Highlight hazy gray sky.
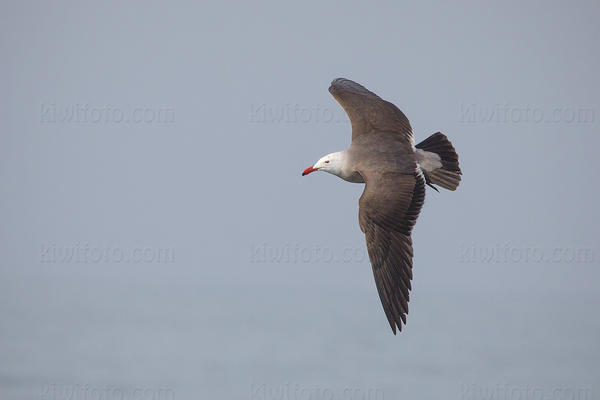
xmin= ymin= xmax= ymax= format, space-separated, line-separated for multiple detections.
xmin=1 ymin=1 xmax=599 ymax=399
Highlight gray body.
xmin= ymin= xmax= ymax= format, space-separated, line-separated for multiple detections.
xmin=305 ymin=78 xmax=461 ymax=334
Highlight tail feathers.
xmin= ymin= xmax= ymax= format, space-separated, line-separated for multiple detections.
xmin=416 ymin=132 xmax=461 ymax=191
xmin=425 ymin=168 xmax=461 ymax=191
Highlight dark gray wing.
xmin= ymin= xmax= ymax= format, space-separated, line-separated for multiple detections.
xmin=329 ymin=78 xmax=413 ymax=144
xmin=358 ymin=169 xmax=425 ymax=334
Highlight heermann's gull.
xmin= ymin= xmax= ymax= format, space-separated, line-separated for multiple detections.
xmin=302 ymin=78 xmax=461 ymax=334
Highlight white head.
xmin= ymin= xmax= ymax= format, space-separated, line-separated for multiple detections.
xmin=302 ymin=151 xmax=345 ymax=177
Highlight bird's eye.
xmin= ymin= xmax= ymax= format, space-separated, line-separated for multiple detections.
xmin=324 ymin=160 xmax=330 ymax=164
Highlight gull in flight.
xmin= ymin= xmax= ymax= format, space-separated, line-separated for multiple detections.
xmin=302 ymin=78 xmax=461 ymax=334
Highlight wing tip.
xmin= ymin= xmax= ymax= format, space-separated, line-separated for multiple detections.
xmin=388 ymin=318 xmax=406 ymax=335
xmin=328 ymin=78 xmax=375 ymax=98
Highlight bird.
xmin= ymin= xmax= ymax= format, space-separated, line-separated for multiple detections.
xmin=302 ymin=78 xmax=461 ymax=334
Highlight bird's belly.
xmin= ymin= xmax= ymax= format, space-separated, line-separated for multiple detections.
xmin=341 ymin=171 xmax=365 ymax=183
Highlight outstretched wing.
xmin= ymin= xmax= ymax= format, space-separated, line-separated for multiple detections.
xmin=358 ymin=169 xmax=425 ymax=334
xmin=329 ymin=78 xmax=413 ymax=144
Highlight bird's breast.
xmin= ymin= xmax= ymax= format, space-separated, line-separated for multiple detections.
xmin=340 ymin=170 xmax=365 ymax=183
